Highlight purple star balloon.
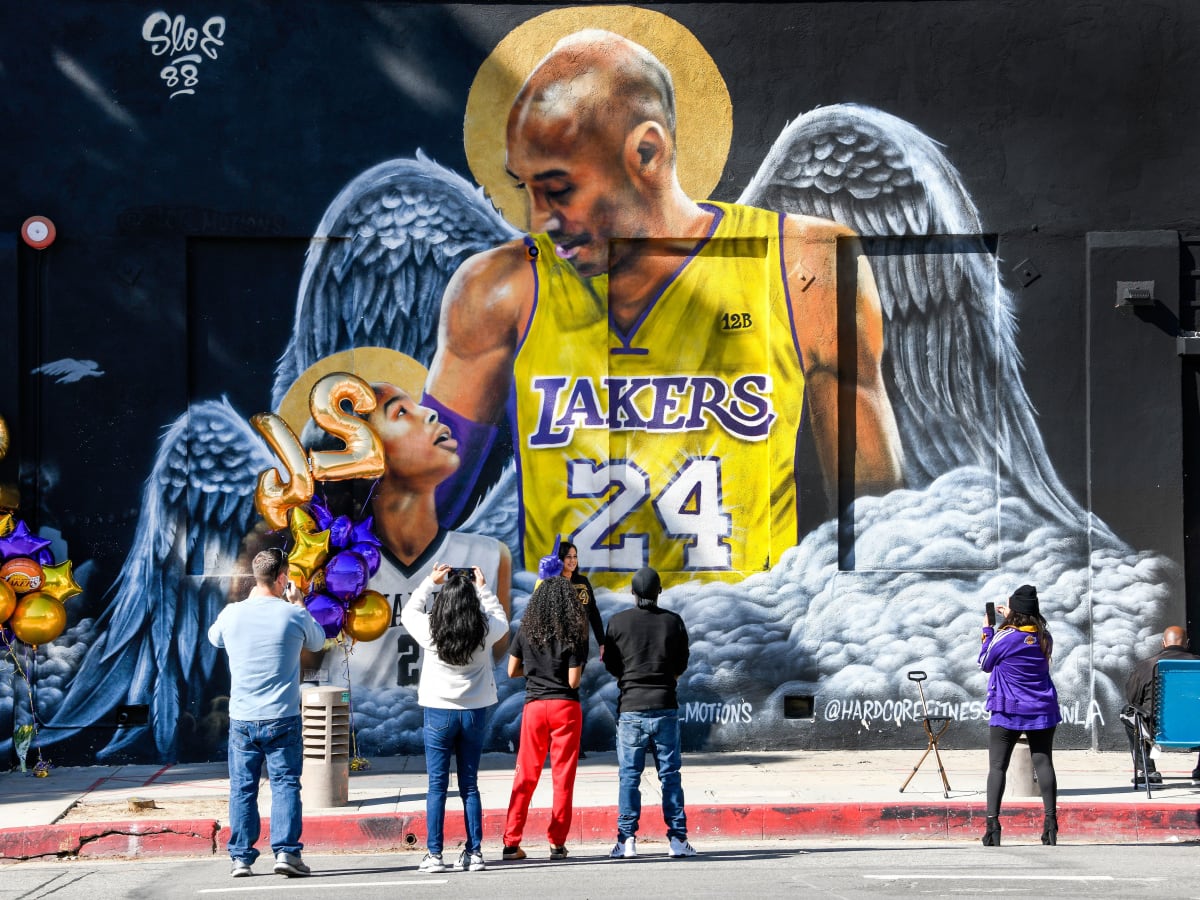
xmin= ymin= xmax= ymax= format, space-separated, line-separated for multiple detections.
xmin=0 ymin=522 xmax=52 ymax=562
xmin=350 ymin=516 xmax=380 ymax=548
xmin=308 ymin=496 xmax=334 ymax=532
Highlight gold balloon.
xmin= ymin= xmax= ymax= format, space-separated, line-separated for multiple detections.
xmin=287 ymin=563 xmax=311 ymax=593
xmin=0 ymin=414 xmax=8 ymax=462
xmin=344 ymin=590 xmax=390 ymax=642
xmin=287 ymin=510 xmax=331 ymax=583
xmin=10 ymin=592 xmax=67 ymax=645
xmin=308 ymin=373 xmax=386 ymax=482
xmin=0 ymin=512 xmax=12 ymax=538
xmin=290 ymin=506 xmax=319 ymax=535
xmin=40 ymin=560 xmax=82 ymax=602
xmin=0 ymin=579 xmax=15 ymax=623
xmin=252 ymin=412 xmax=315 ymax=530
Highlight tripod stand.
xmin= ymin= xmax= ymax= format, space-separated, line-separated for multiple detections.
xmin=898 ymin=670 xmax=952 ymax=798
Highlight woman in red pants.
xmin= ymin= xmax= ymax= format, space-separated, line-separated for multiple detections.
xmin=502 ymin=567 xmax=589 ymax=861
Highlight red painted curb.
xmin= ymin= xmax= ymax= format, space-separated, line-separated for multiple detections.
xmin=3 ymin=803 xmax=1197 ymax=860
xmin=0 ymin=819 xmax=217 ymax=861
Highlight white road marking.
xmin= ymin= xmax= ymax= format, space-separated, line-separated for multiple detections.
xmin=865 ymin=875 xmax=1167 ymax=882
xmin=198 ymin=880 xmax=445 ymax=893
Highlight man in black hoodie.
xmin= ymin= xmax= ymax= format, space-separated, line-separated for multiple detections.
xmin=603 ymin=567 xmax=696 ymax=859
xmin=1123 ymin=625 xmax=1200 ymax=785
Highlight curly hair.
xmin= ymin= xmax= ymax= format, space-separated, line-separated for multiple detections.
xmin=521 ymin=575 xmax=587 ymax=653
xmin=429 ymin=573 xmax=489 ymax=666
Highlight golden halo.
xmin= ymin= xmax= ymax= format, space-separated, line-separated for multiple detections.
xmin=277 ymin=348 xmax=428 ymax=434
xmin=465 ymin=6 xmax=732 ymax=230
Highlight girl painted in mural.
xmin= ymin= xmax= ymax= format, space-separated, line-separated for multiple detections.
xmin=401 ymin=563 xmax=509 ymax=873
xmin=977 ymin=584 xmax=1061 ymax=846
xmin=558 ymin=541 xmax=605 ymax=649
xmin=502 ymin=571 xmax=589 ymax=860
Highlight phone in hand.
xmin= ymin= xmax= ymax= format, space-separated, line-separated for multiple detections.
xmin=985 ymin=601 xmax=996 ymax=626
xmin=449 ymin=567 xmax=475 ymax=581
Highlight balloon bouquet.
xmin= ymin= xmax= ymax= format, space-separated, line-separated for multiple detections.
xmin=0 ymin=415 xmax=82 ymax=775
xmin=251 ymin=372 xmax=392 ymax=769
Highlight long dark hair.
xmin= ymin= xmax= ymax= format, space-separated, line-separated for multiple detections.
xmin=521 ymin=576 xmax=587 ymax=653
xmin=1000 ymin=611 xmax=1053 ymax=662
xmin=429 ymin=572 xmax=489 ymax=666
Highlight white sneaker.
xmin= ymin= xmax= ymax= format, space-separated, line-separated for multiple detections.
xmin=273 ymin=852 xmax=311 ymax=876
xmin=455 ymin=849 xmax=487 ymax=872
xmin=419 ymin=852 xmax=449 ymax=873
xmin=609 ymin=836 xmax=637 ymax=859
xmin=669 ymin=836 xmax=697 ymax=858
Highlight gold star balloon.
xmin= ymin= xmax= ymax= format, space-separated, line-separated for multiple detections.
xmin=288 ymin=510 xmax=330 ymax=583
xmin=40 ymin=560 xmax=82 ymax=602
xmin=0 ymin=513 xmax=12 ymax=538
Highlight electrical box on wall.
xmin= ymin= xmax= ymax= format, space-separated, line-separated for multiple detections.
xmin=1087 ymin=231 xmax=1179 ymax=313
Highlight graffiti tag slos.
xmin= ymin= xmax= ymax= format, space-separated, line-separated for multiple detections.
xmin=823 ymin=697 xmax=1107 ymax=729
xmin=142 ymin=12 xmax=226 ymax=99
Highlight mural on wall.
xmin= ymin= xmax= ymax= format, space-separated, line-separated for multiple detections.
xmin=15 ymin=4 xmax=1181 ymax=763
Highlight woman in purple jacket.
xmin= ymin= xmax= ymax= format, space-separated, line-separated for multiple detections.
xmin=978 ymin=584 xmax=1061 ymax=846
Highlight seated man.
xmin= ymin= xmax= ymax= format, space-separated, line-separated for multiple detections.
xmin=1123 ymin=625 xmax=1200 ymax=785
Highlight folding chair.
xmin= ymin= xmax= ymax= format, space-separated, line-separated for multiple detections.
xmin=1123 ymin=659 xmax=1200 ymax=798
xmin=1152 ymin=659 xmax=1200 ymax=789
xmin=899 ymin=670 xmax=952 ymax=798
xmin=1119 ymin=702 xmax=1154 ymax=799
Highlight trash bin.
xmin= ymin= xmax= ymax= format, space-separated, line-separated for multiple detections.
xmin=301 ymin=686 xmax=350 ymax=809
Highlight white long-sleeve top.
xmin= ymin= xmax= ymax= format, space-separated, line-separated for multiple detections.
xmin=400 ymin=575 xmax=509 ymax=710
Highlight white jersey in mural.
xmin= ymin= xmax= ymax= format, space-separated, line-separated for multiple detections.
xmin=324 ymin=530 xmax=502 ymax=691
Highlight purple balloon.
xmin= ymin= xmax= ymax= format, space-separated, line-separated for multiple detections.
xmin=350 ymin=516 xmax=380 ymax=548
xmin=351 ymin=542 xmax=381 ymax=576
xmin=304 ymin=593 xmax=346 ymax=638
xmin=329 ymin=515 xmax=353 ymax=550
xmin=0 ymin=521 xmax=52 ymax=562
xmin=323 ymin=551 xmax=368 ymax=601
xmin=34 ymin=548 xmax=55 ymax=566
xmin=308 ymin=496 xmax=334 ymax=531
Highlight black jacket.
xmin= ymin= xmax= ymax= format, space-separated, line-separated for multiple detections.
xmin=603 ymin=603 xmax=689 ymax=714
xmin=1126 ymin=645 xmax=1200 ymax=708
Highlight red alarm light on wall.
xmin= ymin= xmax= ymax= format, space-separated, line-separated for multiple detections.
xmin=21 ymin=216 xmax=56 ymax=249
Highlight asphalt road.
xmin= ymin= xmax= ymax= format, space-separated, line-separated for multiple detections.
xmin=2 ymin=839 xmax=1197 ymax=899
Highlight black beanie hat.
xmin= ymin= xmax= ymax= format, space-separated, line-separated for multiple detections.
xmin=1009 ymin=584 xmax=1040 ymax=617
xmin=632 ymin=567 xmax=662 ymax=600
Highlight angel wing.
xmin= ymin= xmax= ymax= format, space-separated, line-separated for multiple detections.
xmin=740 ymin=103 xmax=1090 ymax=531
xmin=271 ymin=151 xmax=519 ymax=407
xmin=42 ymin=399 xmax=272 ymax=761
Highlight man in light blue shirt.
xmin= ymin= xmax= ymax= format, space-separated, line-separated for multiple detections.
xmin=209 ymin=547 xmax=326 ymax=878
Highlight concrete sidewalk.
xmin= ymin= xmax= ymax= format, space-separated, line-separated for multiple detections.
xmin=1 ymin=749 xmax=1198 ymax=861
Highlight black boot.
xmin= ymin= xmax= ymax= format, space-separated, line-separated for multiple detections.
xmin=981 ymin=816 xmax=1001 ymax=846
xmin=1041 ymin=812 xmax=1058 ymax=846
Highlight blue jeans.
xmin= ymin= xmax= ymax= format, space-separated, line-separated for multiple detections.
xmin=227 ymin=715 xmax=304 ymax=863
xmin=616 ymin=709 xmax=687 ymax=841
xmin=423 ymin=706 xmax=487 ymax=855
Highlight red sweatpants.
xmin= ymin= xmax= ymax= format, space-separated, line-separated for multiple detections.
xmin=503 ymin=699 xmax=583 ymax=847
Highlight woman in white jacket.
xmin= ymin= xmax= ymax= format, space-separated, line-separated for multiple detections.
xmin=402 ymin=563 xmax=508 ymax=874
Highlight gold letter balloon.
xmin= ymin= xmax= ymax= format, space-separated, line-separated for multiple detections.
xmin=308 ymin=373 xmax=386 ymax=482
xmin=251 ymin=413 xmax=315 ymax=531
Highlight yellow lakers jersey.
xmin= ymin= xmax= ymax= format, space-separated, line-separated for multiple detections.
xmin=512 ymin=202 xmax=805 ymax=588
